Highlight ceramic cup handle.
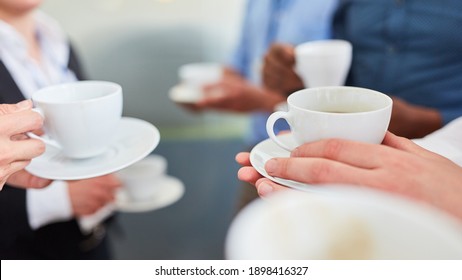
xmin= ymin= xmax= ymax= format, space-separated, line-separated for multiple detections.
xmin=266 ymin=111 xmax=292 ymax=151
xmin=26 ymin=108 xmax=62 ymax=149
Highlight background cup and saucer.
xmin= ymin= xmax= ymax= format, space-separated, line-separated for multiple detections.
xmin=115 ymin=155 xmax=185 ymax=213
xmin=169 ymin=62 xmax=223 ymax=103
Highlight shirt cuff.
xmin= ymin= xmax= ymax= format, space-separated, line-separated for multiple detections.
xmin=412 ymin=117 xmax=462 ymax=166
xmin=26 ymin=180 xmax=73 ymax=230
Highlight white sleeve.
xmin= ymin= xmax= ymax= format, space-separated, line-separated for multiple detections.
xmin=26 ymin=180 xmax=73 ymax=230
xmin=412 ymin=117 xmax=462 ymax=166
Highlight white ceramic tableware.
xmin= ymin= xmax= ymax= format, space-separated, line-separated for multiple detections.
xmin=31 ymin=81 xmax=123 ymax=159
xmin=115 ymin=176 xmax=185 ymax=213
xmin=117 ymin=155 xmax=167 ymax=202
xmin=25 ymin=117 xmax=160 ymax=180
xmin=174 ymin=62 xmax=222 ymax=103
xmin=266 ymin=86 xmax=392 ymax=151
xmin=295 ymin=39 xmax=352 ymax=88
xmin=226 ymin=187 xmax=462 ymax=259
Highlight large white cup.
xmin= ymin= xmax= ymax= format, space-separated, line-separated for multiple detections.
xmin=266 ymin=86 xmax=392 ymax=151
xmin=31 ymin=81 xmax=123 ymax=159
xmin=295 ymin=39 xmax=352 ymax=88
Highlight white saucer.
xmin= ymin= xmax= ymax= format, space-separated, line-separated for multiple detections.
xmin=168 ymin=84 xmax=202 ymax=103
xmin=26 ymin=117 xmax=160 ymax=180
xmin=250 ymin=133 xmax=327 ymax=193
xmin=115 ymin=175 xmax=185 ymax=213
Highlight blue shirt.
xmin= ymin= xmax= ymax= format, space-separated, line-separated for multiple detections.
xmin=230 ymin=0 xmax=338 ymax=145
xmin=334 ymin=0 xmax=462 ymax=125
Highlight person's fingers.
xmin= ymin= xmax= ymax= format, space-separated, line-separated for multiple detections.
xmin=235 ymin=152 xmax=251 ymax=166
xmin=196 ymin=95 xmax=229 ymax=108
xmin=0 ymin=109 xmax=43 ymax=135
xmin=264 ymin=157 xmax=377 ymax=186
xmin=262 ymin=53 xmax=302 ymax=93
xmin=0 ymin=100 xmax=33 ymax=115
xmin=78 ymin=199 xmax=102 ymax=215
xmin=86 ymin=186 xmax=116 ymax=205
xmin=255 ymin=178 xmax=291 ymax=197
xmin=263 ymin=54 xmax=294 ymax=78
xmin=382 ymin=131 xmax=439 ymax=159
xmin=10 ymin=133 xmax=29 ymax=141
xmin=98 ymin=175 xmax=122 ymax=191
xmin=262 ymin=67 xmax=283 ymax=89
xmin=1 ymin=161 xmax=37 ymax=189
xmin=8 ymin=138 xmax=46 ymax=161
xmin=267 ymin=43 xmax=296 ymax=64
xmin=1 ymin=160 xmax=30 ymax=175
xmin=291 ymin=138 xmax=393 ymax=169
xmin=6 ymin=169 xmax=52 ymax=189
xmin=80 ymin=175 xmax=121 ymax=193
xmin=237 ymin=166 xmax=262 ymax=185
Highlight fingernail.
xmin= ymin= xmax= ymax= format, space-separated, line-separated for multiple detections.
xmin=265 ymin=159 xmax=277 ymax=174
xmin=17 ymin=100 xmax=31 ymax=110
xmin=258 ymin=182 xmax=274 ymax=196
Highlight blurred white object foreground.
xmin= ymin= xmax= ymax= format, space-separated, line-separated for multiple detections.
xmin=226 ymin=186 xmax=462 ymax=260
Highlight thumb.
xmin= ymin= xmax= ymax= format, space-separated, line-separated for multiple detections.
xmin=0 ymin=100 xmax=33 ymax=115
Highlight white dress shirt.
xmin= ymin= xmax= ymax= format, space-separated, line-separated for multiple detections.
xmin=413 ymin=116 xmax=462 ymax=167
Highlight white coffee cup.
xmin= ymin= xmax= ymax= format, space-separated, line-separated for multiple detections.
xmin=266 ymin=86 xmax=392 ymax=151
xmin=295 ymin=39 xmax=352 ymax=88
xmin=117 ymin=155 xmax=167 ymax=202
xmin=30 ymin=81 xmax=123 ymax=159
xmin=177 ymin=62 xmax=223 ymax=100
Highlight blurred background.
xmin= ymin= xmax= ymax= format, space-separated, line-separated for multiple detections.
xmin=42 ymin=0 xmax=248 ymax=259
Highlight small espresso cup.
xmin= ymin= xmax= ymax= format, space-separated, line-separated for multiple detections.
xmin=295 ymin=39 xmax=352 ymax=88
xmin=30 ymin=81 xmax=123 ymax=159
xmin=266 ymin=86 xmax=393 ymax=151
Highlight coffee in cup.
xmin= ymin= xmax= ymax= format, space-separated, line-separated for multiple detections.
xmin=30 ymin=81 xmax=123 ymax=159
xmin=266 ymin=86 xmax=392 ymax=151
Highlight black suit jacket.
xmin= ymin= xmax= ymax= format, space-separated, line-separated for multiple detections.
xmin=0 ymin=46 xmax=109 ymax=259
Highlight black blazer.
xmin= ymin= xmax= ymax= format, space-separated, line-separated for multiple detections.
xmin=0 ymin=46 xmax=108 ymax=259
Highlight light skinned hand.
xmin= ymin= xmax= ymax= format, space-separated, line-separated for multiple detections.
xmin=6 ymin=170 xmax=52 ymax=189
xmin=0 ymin=100 xmax=47 ymax=190
xmin=262 ymin=43 xmax=304 ymax=95
xmin=256 ymin=132 xmax=462 ymax=220
xmin=68 ymin=174 xmax=121 ymax=217
xmin=236 ymin=152 xmax=289 ymax=197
